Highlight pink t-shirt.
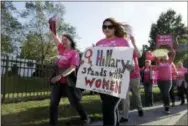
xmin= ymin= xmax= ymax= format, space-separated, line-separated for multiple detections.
xmin=96 ymin=37 xmax=129 ymax=47
xmin=177 ymin=67 xmax=188 ymax=80
xmin=144 ymin=67 xmax=150 ymax=81
xmin=96 ymin=37 xmax=140 ymax=79
xmin=143 ymin=66 xmax=157 ymax=82
xmin=171 ymin=64 xmax=177 ymax=80
xmin=157 ymin=61 xmax=172 ymax=81
xmin=130 ymin=53 xmax=140 ymax=79
xmin=56 ymin=43 xmax=80 ymax=83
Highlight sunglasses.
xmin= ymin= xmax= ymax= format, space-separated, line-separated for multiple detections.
xmin=102 ymin=25 xmax=114 ymax=30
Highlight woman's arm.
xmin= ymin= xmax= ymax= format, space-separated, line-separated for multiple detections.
xmin=51 ymin=65 xmax=76 ymax=84
xmin=60 ymin=65 xmax=76 ymax=77
xmin=172 ymin=62 xmax=178 ymax=75
xmin=130 ymin=36 xmax=142 ymax=58
xmin=169 ymin=47 xmax=176 ymax=62
xmin=51 ymin=31 xmax=62 ymax=46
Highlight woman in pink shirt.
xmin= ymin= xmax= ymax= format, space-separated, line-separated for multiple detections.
xmin=119 ymin=24 xmax=143 ymax=123
xmin=141 ymin=60 xmax=156 ymax=107
xmin=176 ymin=61 xmax=188 ymax=105
xmin=154 ymin=47 xmax=175 ymax=114
xmin=96 ymin=18 xmax=141 ymax=125
xmin=49 ymin=32 xmax=89 ymax=126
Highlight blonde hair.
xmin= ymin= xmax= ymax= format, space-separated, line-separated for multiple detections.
xmin=177 ymin=61 xmax=183 ymax=67
xmin=161 ymin=54 xmax=169 ymax=61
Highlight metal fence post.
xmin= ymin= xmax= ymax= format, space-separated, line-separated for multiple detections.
xmin=2 ymin=55 xmax=9 ymax=103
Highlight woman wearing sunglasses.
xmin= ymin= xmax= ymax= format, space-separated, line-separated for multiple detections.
xmin=95 ymin=18 xmax=141 ymax=126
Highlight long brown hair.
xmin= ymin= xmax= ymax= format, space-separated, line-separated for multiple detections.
xmin=103 ymin=18 xmax=125 ymax=37
xmin=62 ymin=34 xmax=76 ymax=49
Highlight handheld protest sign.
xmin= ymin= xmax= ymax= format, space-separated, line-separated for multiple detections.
xmin=156 ymin=34 xmax=175 ymax=50
xmin=49 ymin=15 xmax=57 ymax=35
xmin=76 ymin=47 xmax=134 ymax=99
xmin=154 ymin=34 xmax=174 ymax=58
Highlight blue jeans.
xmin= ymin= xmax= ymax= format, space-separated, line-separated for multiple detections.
xmin=170 ymin=80 xmax=177 ymax=104
xmin=177 ymin=81 xmax=188 ymax=104
xmin=49 ymin=83 xmax=88 ymax=125
xmin=158 ymin=80 xmax=172 ymax=108
xmin=144 ymin=80 xmax=153 ymax=106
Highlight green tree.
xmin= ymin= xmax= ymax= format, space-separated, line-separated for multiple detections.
xmin=148 ymin=9 xmax=185 ymax=50
xmin=138 ymin=44 xmax=149 ymax=68
xmin=174 ymin=27 xmax=188 ymax=63
xmin=20 ymin=32 xmax=57 ymax=62
xmin=140 ymin=9 xmax=187 ymax=67
xmin=19 ymin=1 xmax=77 ymax=64
xmin=1 ymin=1 xmax=23 ymax=54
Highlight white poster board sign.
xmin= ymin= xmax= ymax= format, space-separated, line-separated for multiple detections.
xmin=76 ymin=47 xmax=134 ymax=99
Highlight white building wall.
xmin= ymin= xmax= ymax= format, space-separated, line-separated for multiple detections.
xmin=1 ymin=55 xmax=36 ymax=77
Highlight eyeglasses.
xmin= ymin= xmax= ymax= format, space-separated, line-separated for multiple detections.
xmin=102 ymin=25 xmax=114 ymax=30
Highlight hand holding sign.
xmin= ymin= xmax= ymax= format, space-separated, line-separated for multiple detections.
xmin=154 ymin=34 xmax=174 ymax=58
xmin=49 ymin=15 xmax=57 ymax=35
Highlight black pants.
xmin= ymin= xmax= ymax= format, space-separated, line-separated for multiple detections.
xmin=144 ymin=81 xmax=153 ymax=106
xmin=100 ymin=94 xmax=121 ymax=126
xmin=49 ymin=83 xmax=88 ymax=125
xmin=178 ymin=81 xmax=188 ymax=104
xmin=170 ymin=80 xmax=177 ymax=104
xmin=158 ymin=80 xmax=172 ymax=108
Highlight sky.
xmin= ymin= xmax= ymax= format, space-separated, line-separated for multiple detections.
xmin=13 ymin=2 xmax=187 ymax=51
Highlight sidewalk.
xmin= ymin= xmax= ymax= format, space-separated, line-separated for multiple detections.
xmin=91 ymin=102 xmax=188 ymax=125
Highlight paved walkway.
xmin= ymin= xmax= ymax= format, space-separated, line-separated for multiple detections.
xmin=91 ymin=102 xmax=188 ymax=125
xmin=176 ymin=112 xmax=188 ymax=125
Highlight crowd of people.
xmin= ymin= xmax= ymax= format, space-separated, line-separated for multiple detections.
xmin=48 ymin=17 xmax=188 ymax=126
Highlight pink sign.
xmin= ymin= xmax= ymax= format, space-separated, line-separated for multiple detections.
xmin=156 ymin=35 xmax=174 ymax=48
xmin=153 ymin=71 xmax=158 ymax=84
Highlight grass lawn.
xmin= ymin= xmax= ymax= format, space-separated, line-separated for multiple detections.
xmin=2 ymin=87 xmax=161 ymax=126
xmin=2 ymin=95 xmax=102 ymax=126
